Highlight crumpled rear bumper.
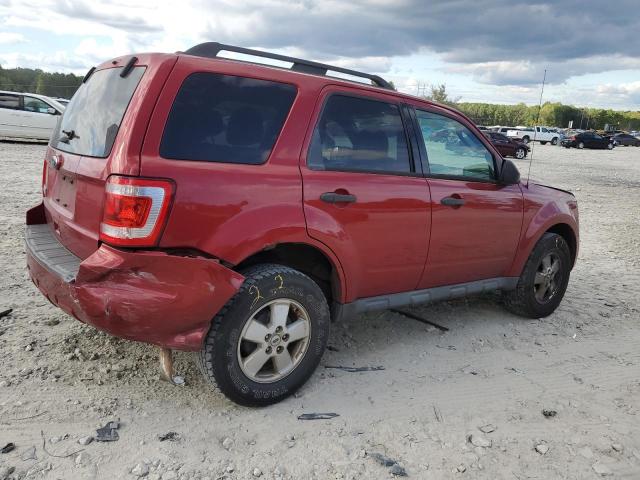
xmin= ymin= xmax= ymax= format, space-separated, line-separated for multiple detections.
xmin=26 ymin=204 xmax=244 ymax=351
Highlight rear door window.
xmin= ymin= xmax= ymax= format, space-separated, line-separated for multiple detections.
xmin=51 ymin=66 xmax=145 ymax=158
xmin=160 ymin=73 xmax=297 ymax=165
xmin=0 ymin=93 xmax=21 ymax=110
xmin=307 ymin=94 xmax=411 ymax=174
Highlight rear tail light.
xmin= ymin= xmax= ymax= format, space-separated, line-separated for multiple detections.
xmin=100 ymin=176 xmax=174 ymax=247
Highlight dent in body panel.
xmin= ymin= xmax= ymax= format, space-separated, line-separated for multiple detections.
xmin=29 ymin=243 xmax=244 ymax=351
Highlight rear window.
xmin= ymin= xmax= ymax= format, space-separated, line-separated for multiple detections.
xmin=160 ymin=73 xmax=297 ymax=164
xmin=51 ymin=66 xmax=145 ymax=158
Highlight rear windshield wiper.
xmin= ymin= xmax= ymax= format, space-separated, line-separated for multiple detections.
xmin=59 ymin=129 xmax=79 ymax=144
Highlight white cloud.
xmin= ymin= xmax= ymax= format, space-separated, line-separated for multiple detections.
xmin=0 ymin=0 xmax=639 ymax=109
xmin=0 ymin=32 xmax=26 ymax=45
xmin=596 ymin=81 xmax=640 ymax=107
xmin=0 ymin=51 xmax=88 ymax=71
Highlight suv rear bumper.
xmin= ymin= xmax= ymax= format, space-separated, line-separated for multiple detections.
xmin=26 ymin=206 xmax=244 ymax=351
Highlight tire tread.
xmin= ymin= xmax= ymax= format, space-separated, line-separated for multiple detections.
xmin=198 ymin=263 xmax=326 ymax=406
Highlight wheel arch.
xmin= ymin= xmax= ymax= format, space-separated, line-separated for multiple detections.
xmin=233 ymin=242 xmax=347 ymax=309
xmin=508 ymin=206 xmax=579 ymax=278
xmin=545 ymin=223 xmax=577 ymax=267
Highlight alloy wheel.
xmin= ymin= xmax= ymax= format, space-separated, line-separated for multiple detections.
xmin=534 ymin=253 xmax=562 ymax=304
xmin=237 ymin=299 xmax=311 ymax=383
xmin=515 ymin=148 xmax=526 ymax=159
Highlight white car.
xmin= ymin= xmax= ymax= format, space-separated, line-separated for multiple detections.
xmin=0 ymin=90 xmax=66 ymax=141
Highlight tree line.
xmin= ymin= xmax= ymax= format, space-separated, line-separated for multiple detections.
xmin=425 ymin=84 xmax=640 ymax=131
xmin=0 ymin=66 xmax=82 ymax=99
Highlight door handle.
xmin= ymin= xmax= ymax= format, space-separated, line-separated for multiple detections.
xmin=320 ymin=192 xmax=357 ymax=204
xmin=441 ymin=196 xmax=465 ymax=207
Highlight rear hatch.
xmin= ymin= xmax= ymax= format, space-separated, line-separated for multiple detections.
xmin=42 ymin=58 xmax=158 ymax=259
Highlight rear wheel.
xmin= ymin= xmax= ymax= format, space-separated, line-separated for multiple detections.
xmin=578 ymin=142 xmax=585 ymax=149
xmin=515 ymin=147 xmax=527 ymax=159
xmin=607 ymin=142 xmax=614 ymax=150
xmin=503 ymin=233 xmax=571 ymax=318
xmin=198 ymin=264 xmax=330 ymax=406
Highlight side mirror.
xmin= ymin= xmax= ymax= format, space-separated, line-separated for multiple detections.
xmin=499 ymin=159 xmax=521 ymax=185
xmin=47 ymin=107 xmax=57 ymax=115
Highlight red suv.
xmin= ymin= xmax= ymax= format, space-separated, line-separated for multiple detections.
xmin=25 ymin=43 xmax=579 ymax=406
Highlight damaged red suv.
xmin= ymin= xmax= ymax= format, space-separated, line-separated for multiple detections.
xmin=26 ymin=43 xmax=579 ymax=406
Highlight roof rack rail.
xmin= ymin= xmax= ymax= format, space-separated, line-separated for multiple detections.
xmin=183 ymin=42 xmax=394 ymax=90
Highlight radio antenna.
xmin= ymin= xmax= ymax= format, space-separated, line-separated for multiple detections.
xmin=526 ymin=68 xmax=547 ymax=188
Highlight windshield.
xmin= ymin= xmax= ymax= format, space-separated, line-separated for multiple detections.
xmin=51 ymin=66 xmax=145 ymax=158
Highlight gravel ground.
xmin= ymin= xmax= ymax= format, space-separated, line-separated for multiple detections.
xmin=0 ymin=141 xmax=639 ymax=480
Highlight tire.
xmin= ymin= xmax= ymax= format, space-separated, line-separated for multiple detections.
xmin=522 ymin=136 xmax=530 ymax=144
xmin=503 ymin=233 xmax=571 ymax=319
xmin=578 ymin=142 xmax=585 ymax=149
xmin=515 ymin=147 xmax=527 ymax=159
xmin=540 ymin=141 xmax=547 ymax=145
xmin=198 ymin=264 xmax=330 ymax=406
xmin=607 ymin=143 xmax=614 ymax=150
xmin=551 ymin=137 xmax=559 ymax=145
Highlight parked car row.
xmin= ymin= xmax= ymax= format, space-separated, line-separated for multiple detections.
xmin=485 ymin=124 xmax=640 ymax=150
xmin=611 ymin=133 xmax=640 ymax=146
xmin=561 ymin=131 xmax=615 ymax=149
xmin=0 ymin=91 xmax=68 ymax=140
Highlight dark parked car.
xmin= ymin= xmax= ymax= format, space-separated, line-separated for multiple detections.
xmin=26 ymin=42 xmax=579 ymax=406
xmin=612 ymin=133 xmax=640 ymax=147
xmin=561 ymin=132 xmax=614 ymax=150
xmin=484 ymin=132 xmax=530 ymax=159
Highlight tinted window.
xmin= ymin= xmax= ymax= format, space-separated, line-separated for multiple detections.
xmin=23 ymin=97 xmax=51 ymax=113
xmin=51 ymin=66 xmax=145 ymax=157
xmin=160 ymin=73 xmax=297 ymax=165
xmin=308 ymin=95 xmax=411 ymax=174
xmin=416 ymin=110 xmax=495 ymax=181
xmin=492 ymin=133 xmax=509 ymax=141
xmin=0 ymin=93 xmax=20 ymax=110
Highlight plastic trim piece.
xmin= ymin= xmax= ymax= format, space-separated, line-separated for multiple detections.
xmin=332 ymin=277 xmax=519 ymax=321
xmin=25 ymin=224 xmax=81 ymax=283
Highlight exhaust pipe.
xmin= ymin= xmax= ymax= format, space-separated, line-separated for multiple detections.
xmin=159 ymin=348 xmax=185 ymax=385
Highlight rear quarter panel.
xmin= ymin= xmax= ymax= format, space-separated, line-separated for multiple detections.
xmin=140 ymin=56 xmax=348 ymax=299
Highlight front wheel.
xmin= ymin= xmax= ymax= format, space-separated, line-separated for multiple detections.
xmin=522 ymin=136 xmax=530 ymax=144
xmin=607 ymin=143 xmax=614 ymax=150
xmin=551 ymin=137 xmax=559 ymax=145
xmin=503 ymin=233 xmax=571 ymax=318
xmin=515 ymin=147 xmax=527 ymax=159
xmin=198 ymin=264 xmax=330 ymax=406
xmin=578 ymin=142 xmax=585 ymax=149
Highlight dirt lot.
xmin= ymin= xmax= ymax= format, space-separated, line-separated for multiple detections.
xmin=1 ymin=142 xmax=639 ymax=480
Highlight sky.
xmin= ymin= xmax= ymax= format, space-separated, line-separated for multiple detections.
xmin=0 ymin=0 xmax=639 ymax=109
